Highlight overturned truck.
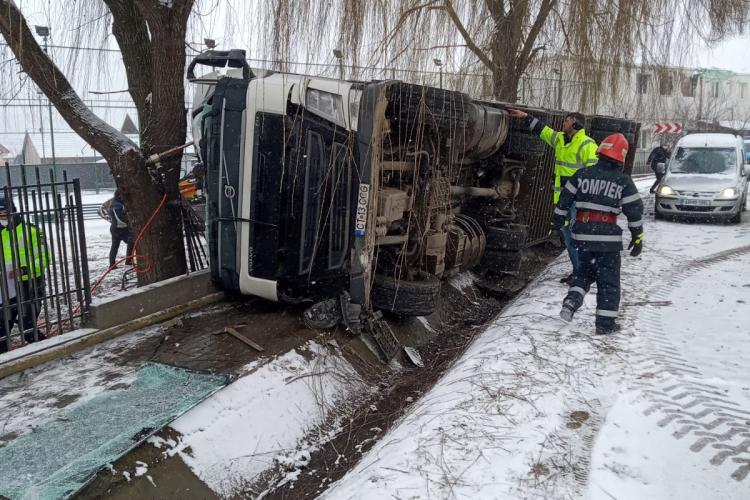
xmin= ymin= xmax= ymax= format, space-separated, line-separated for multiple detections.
xmin=188 ymin=50 xmax=639 ymax=358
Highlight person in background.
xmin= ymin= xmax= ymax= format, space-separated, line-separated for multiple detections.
xmin=0 ymin=194 xmax=49 ymax=353
xmin=648 ymin=140 xmax=671 ymax=193
xmin=508 ymin=107 xmax=599 ymax=284
xmin=108 ymin=190 xmax=133 ymax=268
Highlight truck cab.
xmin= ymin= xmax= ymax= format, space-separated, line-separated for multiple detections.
xmin=189 ymin=50 xmax=526 ymax=320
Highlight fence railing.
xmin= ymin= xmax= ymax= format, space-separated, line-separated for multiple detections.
xmin=0 ymin=165 xmax=91 ymax=354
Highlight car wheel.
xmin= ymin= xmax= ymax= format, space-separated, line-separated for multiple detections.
xmin=654 ymin=200 xmax=664 ymax=220
xmin=371 ymin=271 xmax=441 ymax=317
xmin=730 ymin=206 xmax=742 ymax=224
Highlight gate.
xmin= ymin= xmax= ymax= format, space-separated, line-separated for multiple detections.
xmin=0 ymin=164 xmax=90 ymax=353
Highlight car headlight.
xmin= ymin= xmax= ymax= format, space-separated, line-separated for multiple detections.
xmin=658 ymin=185 xmax=676 ymax=196
xmin=718 ymin=188 xmax=737 ymax=199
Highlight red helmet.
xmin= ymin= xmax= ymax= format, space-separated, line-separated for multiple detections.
xmin=596 ymin=133 xmax=629 ymax=164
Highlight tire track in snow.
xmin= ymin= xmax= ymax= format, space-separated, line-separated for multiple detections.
xmin=628 ymin=244 xmax=750 ymax=482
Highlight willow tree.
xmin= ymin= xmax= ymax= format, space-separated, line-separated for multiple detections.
xmin=0 ymin=0 xmax=193 ymax=284
xmin=256 ymin=0 xmax=750 ymax=103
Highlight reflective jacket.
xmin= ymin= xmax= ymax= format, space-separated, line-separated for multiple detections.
xmin=1 ymin=216 xmax=49 ymax=280
xmin=523 ymin=114 xmax=599 ymax=203
xmin=553 ymin=157 xmax=644 ymax=252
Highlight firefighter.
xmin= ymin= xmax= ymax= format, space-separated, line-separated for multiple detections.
xmin=0 ymin=194 xmax=49 ymax=352
xmin=554 ymin=133 xmax=644 ymax=335
xmin=508 ymin=108 xmax=599 ymax=284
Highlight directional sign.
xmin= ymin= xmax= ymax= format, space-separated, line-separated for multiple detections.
xmin=654 ymin=122 xmax=683 ymax=134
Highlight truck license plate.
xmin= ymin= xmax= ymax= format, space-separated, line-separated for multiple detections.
xmin=355 ymin=183 xmax=370 ymax=236
xmin=680 ymin=198 xmax=710 ymax=206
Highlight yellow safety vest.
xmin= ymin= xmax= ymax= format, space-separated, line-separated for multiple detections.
xmin=539 ymin=127 xmax=599 ymax=203
xmin=1 ymin=222 xmax=48 ymax=280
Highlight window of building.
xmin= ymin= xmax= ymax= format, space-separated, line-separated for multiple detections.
xmin=741 ymin=83 xmax=747 ymax=99
xmin=636 ymin=73 xmax=649 ymax=95
xmin=659 ymin=73 xmax=673 ymax=95
xmin=681 ymin=75 xmax=699 ymax=97
xmin=709 ymin=81 xmax=720 ymax=98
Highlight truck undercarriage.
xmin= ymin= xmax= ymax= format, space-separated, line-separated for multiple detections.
xmin=189 ymin=50 xmax=640 ymax=360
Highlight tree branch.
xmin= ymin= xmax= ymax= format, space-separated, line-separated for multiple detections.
xmin=102 ymin=0 xmax=153 ymax=113
xmin=514 ymin=0 xmax=557 ymax=75
xmin=442 ymin=0 xmax=497 ymax=71
xmin=0 ymin=0 xmax=138 ymax=165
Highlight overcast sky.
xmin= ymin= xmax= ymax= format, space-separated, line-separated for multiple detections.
xmin=694 ymin=37 xmax=750 ymax=73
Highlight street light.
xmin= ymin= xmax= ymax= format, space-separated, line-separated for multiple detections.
xmin=433 ymin=58 xmax=443 ymax=89
xmin=333 ymin=49 xmax=344 ymax=80
xmin=35 ymin=25 xmax=55 ymax=168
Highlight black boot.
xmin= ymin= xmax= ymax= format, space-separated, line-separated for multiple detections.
xmin=559 ymin=273 xmax=574 ymax=285
xmin=596 ymin=323 xmax=621 ymax=335
xmin=559 ymin=297 xmax=578 ymax=323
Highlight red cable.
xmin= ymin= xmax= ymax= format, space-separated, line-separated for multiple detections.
xmin=39 ymin=193 xmax=169 ymax=338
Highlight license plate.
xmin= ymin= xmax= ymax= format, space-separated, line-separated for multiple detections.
xmin=680 ymin=198 xmax=710 ymax=206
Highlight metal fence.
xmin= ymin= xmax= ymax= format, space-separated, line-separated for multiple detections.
xmin=0 ymin=165 xmax=91 ymax=353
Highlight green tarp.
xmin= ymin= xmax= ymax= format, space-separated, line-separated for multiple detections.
xmin=0 ymin=362 xmax=228 ymax=499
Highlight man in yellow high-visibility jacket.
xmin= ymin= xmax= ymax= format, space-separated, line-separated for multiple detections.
xmin=0 ymin=195 xmax=49 ymax=353
xmin=508 ymin=108 xmax=598 ymax=284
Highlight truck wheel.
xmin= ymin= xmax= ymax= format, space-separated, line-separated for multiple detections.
xmin=371 ymin=272 xmax=441 ymax=317
xmin=482 ymin=249 xmax=523 ymax=275
xmin=485 ymin=224 xmax=528 ymax=251
xmin=503 ymin=130 xmax=545 ymax=159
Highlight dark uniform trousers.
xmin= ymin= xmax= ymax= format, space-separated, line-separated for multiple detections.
xmin=0 ymin=278 xmax=46 ymax=353
xmin=564 ymin=251 xmax=620 ymax=328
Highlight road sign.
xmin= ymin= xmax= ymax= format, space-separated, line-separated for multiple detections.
xmin=654 ymin=122 xmax=683 ymax=134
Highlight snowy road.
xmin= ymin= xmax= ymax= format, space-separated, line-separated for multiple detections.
xmin=322 ymin=185 xmax=750 ymax=499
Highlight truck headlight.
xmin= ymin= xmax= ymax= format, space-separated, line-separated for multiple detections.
xmin=718 ymin=188 xmax=737 ymax=199
xmin=658 ymin=185 xmax=676 ymax=196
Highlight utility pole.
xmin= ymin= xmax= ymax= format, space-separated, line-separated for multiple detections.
xmin=37 ymin=91 xmax=46 ymax=159
xmin=35 ymin=26 xmax=55 ymax=168
xmin=552 ymin=67 xmax=563 ymax=109
xmin=433 ymin=58 xmax=443 ymax=89
xmin=333 ymin=49 xmax=344 ymax=80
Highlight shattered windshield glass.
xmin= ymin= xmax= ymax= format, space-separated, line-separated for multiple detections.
xmin=670 ymin=147 xmax=737 ymax=175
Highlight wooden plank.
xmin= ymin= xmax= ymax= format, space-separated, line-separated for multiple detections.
xmin=223 ymin=327 xmax=265 ymax=352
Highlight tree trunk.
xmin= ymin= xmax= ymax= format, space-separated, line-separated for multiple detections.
xmin=0 ymin=0 xmax=191 ymax=285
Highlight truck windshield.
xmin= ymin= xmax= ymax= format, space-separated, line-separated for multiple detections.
xmin=670 ymin=147 xmax=737 ymax=175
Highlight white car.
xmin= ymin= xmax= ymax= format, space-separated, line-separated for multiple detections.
xmin=655 ymin=133 xmax=749 ymax=223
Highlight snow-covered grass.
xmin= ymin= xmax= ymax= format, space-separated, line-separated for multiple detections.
xmin=149 ymin=341 xmax=371 ymax=497
xmin=322 ymin=185 xmax=750 ymax=500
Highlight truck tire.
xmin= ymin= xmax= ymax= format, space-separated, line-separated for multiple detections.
xmin=372 ymin=272 xmax=441 ymax=317
xmin=485 ymin=224 xmax=528 ymax=251
xmin=482 ymin=249 xmax=523 ymax=275
xmin=503 ymin=129 xmax=546 ymax=159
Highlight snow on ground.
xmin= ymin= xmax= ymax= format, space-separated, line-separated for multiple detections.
xmin=323 ymin=183 xmax=750 ymax=500
xmin=0 ymin=323 xmax=161 ymax=445
xmin=150 ymin=341 xmax=371 ymax=497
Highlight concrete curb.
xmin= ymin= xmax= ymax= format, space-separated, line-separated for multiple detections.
xmin=0 ymin=291 xmax=225 ymax=380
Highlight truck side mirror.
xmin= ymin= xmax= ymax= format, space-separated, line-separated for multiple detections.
xmin=656 ymin=162 xmax=667 ymax=175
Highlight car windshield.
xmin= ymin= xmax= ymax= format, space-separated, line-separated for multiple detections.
xmin=670 ymin=147 xmax=737 ymax=175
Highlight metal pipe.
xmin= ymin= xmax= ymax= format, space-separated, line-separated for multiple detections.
xmin=450 ymin=185 xmax=499 ymax=199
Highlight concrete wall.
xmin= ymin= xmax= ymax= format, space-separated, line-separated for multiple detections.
xmin=86 ymin=270 xmax=218 ymax=330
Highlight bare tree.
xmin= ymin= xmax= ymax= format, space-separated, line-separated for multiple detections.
xmin=256 ymin=0 xmax=750 ymax=103
xmin=0 ymin=0 xmax=193 ymax=284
